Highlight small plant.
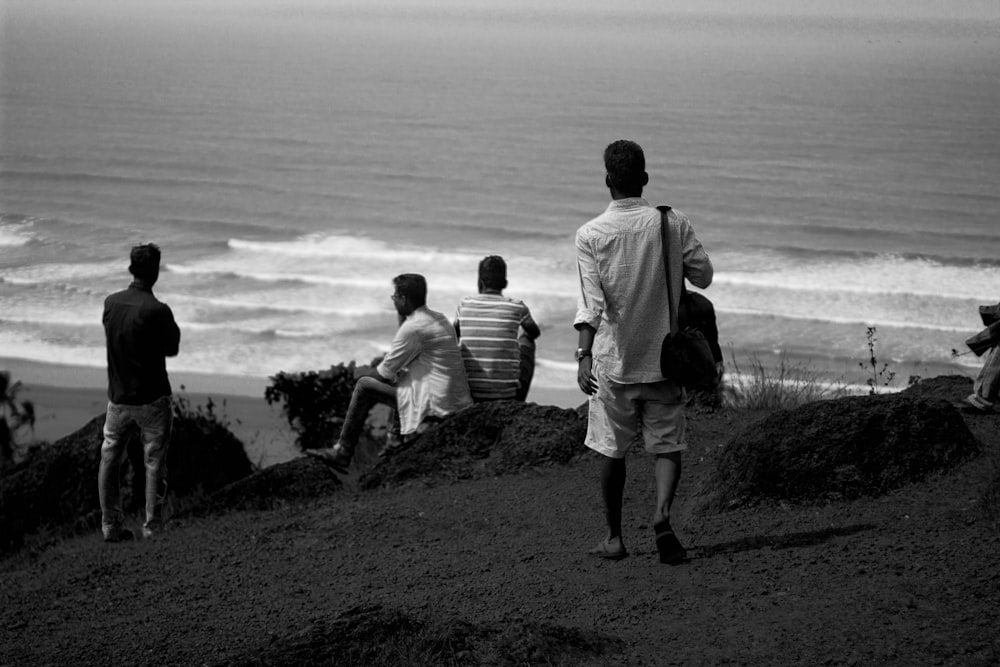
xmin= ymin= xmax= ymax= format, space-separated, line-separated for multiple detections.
xmin=171 ymin=385 xmax=237 ymax=430
xmin=1 ymin=371 xmax=36 ymax=471
xmin=723 ymin=352 xmax=848 ymax=410
xmin=265 ymin=361 xmax=367 ymax=452
xmin=860 ymin=327 xmax=896 ymax=395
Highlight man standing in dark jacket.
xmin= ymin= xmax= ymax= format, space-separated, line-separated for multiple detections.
xmin=99 ymin=244 xmax=180 ymax=542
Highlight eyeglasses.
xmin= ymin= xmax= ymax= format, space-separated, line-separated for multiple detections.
xmin=390 ymin=293 xmax=403 ymax=301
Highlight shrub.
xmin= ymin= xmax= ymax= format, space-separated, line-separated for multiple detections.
xmin=1 ymin=371 xmax=36 ymax=471
xmin=723 ymin=352 xmax=849 ymax=410
xmin=265 ymin=359 xmax=379 ymax=453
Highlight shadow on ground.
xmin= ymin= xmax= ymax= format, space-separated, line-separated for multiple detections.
xmin=696 ymin=523 xmax=878 ymax=558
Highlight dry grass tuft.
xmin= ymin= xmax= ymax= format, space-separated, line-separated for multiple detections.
xmin=723 ymin=352 xmax=850 ymax=410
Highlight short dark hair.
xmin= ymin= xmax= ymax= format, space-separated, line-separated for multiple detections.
xmin=129 ymin=244 xmax=161 ymax=282
xmin=393 ymin=273 xmax=427 ymax=307
xmin=604 ymin=140 xmax=646 ymax=193
xmin=478 ymin=255 xmax=507 ymax=291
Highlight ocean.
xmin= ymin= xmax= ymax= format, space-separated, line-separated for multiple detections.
xmin=2 ymin=2 xmax=999 ymax=395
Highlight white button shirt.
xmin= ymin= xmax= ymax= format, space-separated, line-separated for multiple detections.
xmin=574 ymin=198 xmax=714 ymax=384
xmin=377 ymin=306 xmax=473 ymax=434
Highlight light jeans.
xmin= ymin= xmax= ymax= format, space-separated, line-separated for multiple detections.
xmin=338 ymin=376 xmax=397 ymax=453
xmin=99 ymin=395 xmax=172 ymax=532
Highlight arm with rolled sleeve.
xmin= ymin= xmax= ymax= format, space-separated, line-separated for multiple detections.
xmin=680 ymin=218 xmax=713 ymax=289
xmin=375 ymin=321 xmax=422 ymax=383
xmin=574 ymin=230 xmax=602 ymax=394
xmin=573 ymin=230 xmax=605 ymax=332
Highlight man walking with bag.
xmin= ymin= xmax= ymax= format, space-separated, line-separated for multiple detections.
xmin=574 ymin=140 xmax=713 ymax=563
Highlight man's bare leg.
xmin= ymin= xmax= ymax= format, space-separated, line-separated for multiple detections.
xmin=653 ymin=451 xmax=686 ymax=564
xmin=588 ymin=455 xmax=629 ymax=559
xmin=602 ymin=455 xmax=627 ymax=540
xmin=653 ymin=451 xmax=681 ymax=525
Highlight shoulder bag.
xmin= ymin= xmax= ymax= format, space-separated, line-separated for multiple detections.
xmin=658 ymin=206 xmax=718 ymax=389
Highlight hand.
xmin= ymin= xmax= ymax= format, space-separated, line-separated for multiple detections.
xmin=577 ymin=356 xmax=598 ymax=395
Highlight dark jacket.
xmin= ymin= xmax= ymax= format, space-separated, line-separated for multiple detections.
xmin=103 ymin=281 xmax=180 ymax=405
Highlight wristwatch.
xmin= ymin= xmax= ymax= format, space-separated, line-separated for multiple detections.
xmin=574 ymin=348 xmax=592 ymax=362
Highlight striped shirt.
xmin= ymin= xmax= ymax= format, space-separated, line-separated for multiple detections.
xmin=455 ymin=293 xmax=537 ymax=400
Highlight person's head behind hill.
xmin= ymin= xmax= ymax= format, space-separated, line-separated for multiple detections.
xmin=478 ymin=255 xmax=508 ymax=293
xmin=604 ymin=139 xmax=648 ymax=198
xmin=129 ymin=243 xmax=161 ymax=285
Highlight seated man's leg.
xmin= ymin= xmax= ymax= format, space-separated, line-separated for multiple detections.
xmin=515 ymin=333 xmax=536 ymax=402
xmin=337 ymin=376 xmax=397 ymax=456
xmin=966 ymin=346 xmax=1000 ymax=410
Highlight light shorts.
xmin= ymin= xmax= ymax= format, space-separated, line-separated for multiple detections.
xmin=584 ymin=376 xmax=687 ymax=459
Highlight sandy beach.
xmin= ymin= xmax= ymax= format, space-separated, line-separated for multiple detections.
xmin=2 ymin=357 xmax=583 ymax=468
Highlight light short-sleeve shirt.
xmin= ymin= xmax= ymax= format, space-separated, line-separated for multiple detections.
xmin=574 ymin=198 xmax=713 ymax=384
xmin=376 ymin=306 xmax=473 ymax=434
xmin=455 ymin=293 xmax=537 ymax=400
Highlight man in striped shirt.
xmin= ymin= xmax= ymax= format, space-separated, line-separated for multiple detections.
xmin=454 ymin=256 xmax=541 ymax=402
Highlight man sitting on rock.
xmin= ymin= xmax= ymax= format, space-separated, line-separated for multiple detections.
xmin=964 ymin=301 xmax=1000 ymax=414
xmin=307 ymin=273 xmax=473 ymax=468
xmin=454 ymin=255 xmax=541 ymax=402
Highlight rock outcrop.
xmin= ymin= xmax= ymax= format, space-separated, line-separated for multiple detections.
xmin=360 ymin=400 xmax=589 ymax=489
xmin=0 ymin=410 xmax=253 ymax=553
xmin=899 ymin=374 xmax=973 ymax=404
xmin=196 ymin=457 xmax=345 ymax=514
xmin=705 ymin=392 xmax=982 ymax=510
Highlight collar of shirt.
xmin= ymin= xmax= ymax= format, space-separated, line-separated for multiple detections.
xmin=606 ymin=196 xmax=650 ymax=213
xmin=128 ymin=280 xmax=154 ymax=293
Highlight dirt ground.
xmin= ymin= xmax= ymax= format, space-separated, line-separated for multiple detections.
xmin=1 ymin=390 xmax=998 ymax=666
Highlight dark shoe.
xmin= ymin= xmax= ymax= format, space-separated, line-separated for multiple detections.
xmin=654 ymin=520 xmax=687 ymax=565
xmin=588 ymin=538 xmax=628 ymax=561
xmin=306 ymin=444 xmax=352 ymax=470
xmin=103 ymin=526 xmax=135 ymax=543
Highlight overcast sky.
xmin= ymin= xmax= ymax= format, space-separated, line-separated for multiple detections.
xmin=3 ymin=0 xmax=999 ymax=20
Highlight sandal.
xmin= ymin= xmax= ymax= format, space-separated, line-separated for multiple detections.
xmin=305 ymin=444 xmax=352 ymax=470
xmin=654 ymin=520 xmax=687 ymax=565
xmin=588 ymin=538 xmax=629 ymax=561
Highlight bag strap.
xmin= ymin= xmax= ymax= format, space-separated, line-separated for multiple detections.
xmin=658 ymin=205 xmax=678 ymax=335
